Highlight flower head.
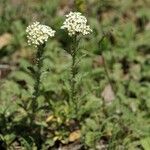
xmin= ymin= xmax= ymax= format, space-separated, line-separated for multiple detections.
xmin=26 ymin=22 xmax=55 ymax=46
xmin=61 ymin=12 xmax=92 ymax=36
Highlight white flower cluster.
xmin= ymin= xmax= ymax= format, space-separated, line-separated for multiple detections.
xmin=61 ymin=12 xmax=92 ymax=36
xmin=26 ymin=22 xmax=55 ymax=46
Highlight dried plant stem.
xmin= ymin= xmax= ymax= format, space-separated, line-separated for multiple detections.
xmin=99 ymin=32 xmax=116 ymax=93
xmin=102 ymin=53 xmax=116 ymax=93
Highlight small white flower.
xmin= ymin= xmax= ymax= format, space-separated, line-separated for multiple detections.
xmin=61 ymin=12 xmax=92 ymax=36
xmin=26 ymin=22 xmax=55 ymax=46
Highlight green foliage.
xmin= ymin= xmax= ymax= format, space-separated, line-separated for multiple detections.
xmin=141 ymin=137 xmax=150 ymax=150
xmin=0 ymin=0 xmax=149 ymax=149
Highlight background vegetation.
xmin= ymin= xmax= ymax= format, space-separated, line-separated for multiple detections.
xmin=0 ymin=0 xmax=150 ymax=149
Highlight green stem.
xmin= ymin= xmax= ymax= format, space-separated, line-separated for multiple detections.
xmin=32 ymin=44 xmax=45 ymax=113
xmin=70 ymin=36 xmax=78 ymax=113
xmin=71 ymin=47 xmax=76 ymax=102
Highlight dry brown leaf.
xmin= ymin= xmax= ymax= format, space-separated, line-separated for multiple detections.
xmin=146 ymin=22 xmax=150 ymax=30
xmin=11 ymin=48 xmax=33 ymax=63
xmin=101 ymin=84 xmax=115 ymax=104
xmin=0 ymin=33 xmax=12 ymax=49
xmin=92 ymin=55 xmax=104 ymax=68
xmin=46 ymin=115 xmax=54 ymax=123
xmin=59 ymin=141 xmax=82 ymax=150
xmin=69 ymin=130 xmax=81 ymax=142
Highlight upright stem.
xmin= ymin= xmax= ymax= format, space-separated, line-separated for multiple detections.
xmin=99 ymin=33 xmax=116 ymax=93
xmin=102 ymin=53 xmax=116 ymax=93
xmin=70 ymin=36 xmax=78 ymax=112
xmin=71 ymin=46 xmax=76 ymax=102
xmin=32 ymin=44 xmax=45 ymax=113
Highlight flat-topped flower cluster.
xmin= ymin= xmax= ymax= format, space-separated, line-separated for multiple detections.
xmin=26 ymin=22 xmax=55 ymax=46
xmin=26 ymin=12 xmax=92 ymax=46
xmin=61 ymin=12 xmax=92 ymax=36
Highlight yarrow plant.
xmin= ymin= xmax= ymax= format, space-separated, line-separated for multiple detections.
xmin=61 ymin=12 xmax=92 ymax=115
xmin=61 ymin=12 xmax=92 ymax=36
xmin=25 ymin=14 xmax=91 ymax=120
xmin=26 ymin=22 xmax=55 ymax=47
xmin=26 ymin=22 xmax=55 ymax=115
